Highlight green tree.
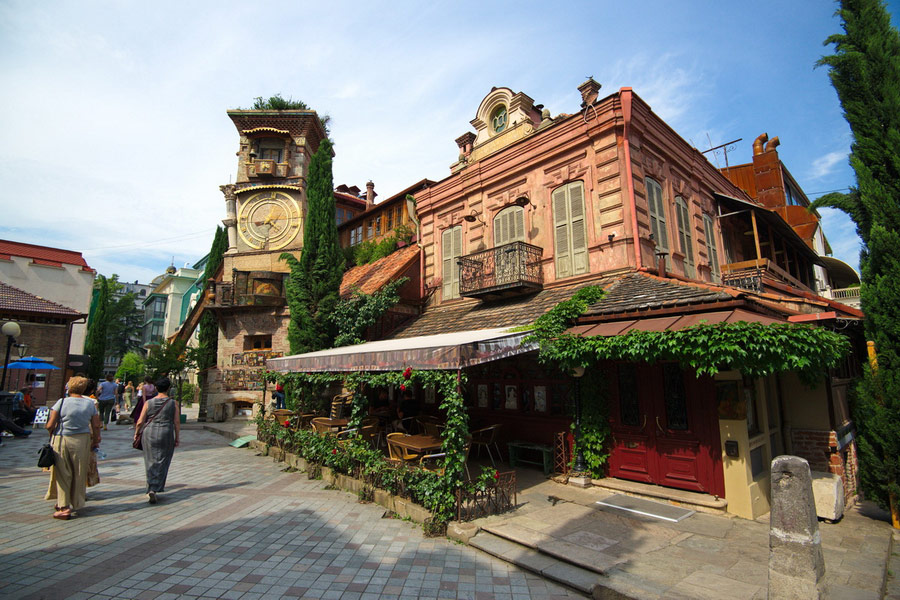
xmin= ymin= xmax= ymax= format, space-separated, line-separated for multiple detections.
xmin=115 ymin=351 xmax=145 ymax=385
xmin=144 ymin=339 xmax=192 ymax=379
xmin=248 ymin=94 xmax=330 ymax=130
xmin=281 ymin=137 xmax=343 ymax=354
xmin=84 ymin=275 xmax=110 ymax=380
xmin=104 ymin=280 xmax=142 ymax=360
xmin=330 ymin=277 xmax=409 ymax=347
xmin=197 ymin=226 xmax=227 ymax=422
xmin=815 ymin=0 xmax=900 ymax=519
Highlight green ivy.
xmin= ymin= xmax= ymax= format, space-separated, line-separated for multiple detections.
xmin=264 ymin=368 xmax=468 ymax=524
xmin=575 ymin=367 xmax=610 ymax=477
xmin=330 ymin=277 xmax=409 ymax=347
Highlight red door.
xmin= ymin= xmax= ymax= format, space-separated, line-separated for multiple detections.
xmin=608 ymin=363 xmax=723 ymax=496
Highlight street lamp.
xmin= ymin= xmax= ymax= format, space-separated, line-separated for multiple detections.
xmin=571 ymin=365 xmax=587 ymax=474
xmin=2 ymin=321 xmax=21 ymax=390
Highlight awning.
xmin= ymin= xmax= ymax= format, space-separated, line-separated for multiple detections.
xmin=714 ymin=193 xmax=823 ymax=266
xmin=266 ymin=327 xmax=537 ymax=373
xmin=567 ymin=309 xmax=787 ymax=337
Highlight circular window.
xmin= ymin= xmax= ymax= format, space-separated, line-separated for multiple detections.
xmin=491 ymin=105 xmax=508 ymax=134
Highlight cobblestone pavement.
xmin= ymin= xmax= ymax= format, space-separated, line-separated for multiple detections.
xmin=0 ymin=422 xmax=582 ymax=599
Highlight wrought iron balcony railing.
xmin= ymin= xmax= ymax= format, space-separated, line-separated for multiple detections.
xmin=458 ymin=241 xmax=543 ymax=299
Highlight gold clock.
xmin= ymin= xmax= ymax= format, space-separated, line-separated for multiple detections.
xmin=237 ymin=191 xmax=302 ymax=250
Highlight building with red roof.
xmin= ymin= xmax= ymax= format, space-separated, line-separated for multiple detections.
xmin=0 ymin=240 xmax=95 ymax=354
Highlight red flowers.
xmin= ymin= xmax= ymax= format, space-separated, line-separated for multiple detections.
xmin=494 ymin=470 xmax=500 ymax=480
xmin=283 ymin=420 xmax=291 ymax=427
xmin=400 ymin=384 xmax=406 ymax=391
xmin=403 ymin=367 xmax=412 ymax=380
xmin=332 ymin=448 xmax=337 ymax=455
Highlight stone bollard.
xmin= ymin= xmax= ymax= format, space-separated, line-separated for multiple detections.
xmin=768 ymin=455 xmax=827 ymax=599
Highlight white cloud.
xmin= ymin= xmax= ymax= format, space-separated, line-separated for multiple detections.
xmin=809 ymin=151 xmax=847 ymax=179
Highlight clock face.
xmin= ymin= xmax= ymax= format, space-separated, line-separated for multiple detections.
xmin=237 ymin=191 xmax=302 ymax=250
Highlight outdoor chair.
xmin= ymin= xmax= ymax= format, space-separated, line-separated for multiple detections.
xmin=470 ymin=424 xmax=503 ymax=467
xmin=330 ymin=393 xmax=353 ymax=419
xmin=419 ymin=442 xmax=470 ymax=479
xmin=386 ymin=432 xmax=422 ymax=465
xmin=416 ymin=415 xmax=442 ymax=437
xmin=271 ymin=409 xmax=294 ymax=422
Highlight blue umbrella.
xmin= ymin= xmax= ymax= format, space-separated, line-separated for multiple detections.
xmin=5 ymin=356 xmax=60 ymax=370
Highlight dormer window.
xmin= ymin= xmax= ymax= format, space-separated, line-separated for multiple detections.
xmin=491 ymin=105 xmax=508 ymax=134
xmin=252 ymin=138 xmax=284 ymax=162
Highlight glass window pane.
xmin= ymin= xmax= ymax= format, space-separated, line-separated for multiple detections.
xmin=750 ymin=445 xmax=765 ymax=478
xmin=617 ymin=364 xmax=640 ymax=427
xmin=663 ymin=364 xmax=688 ymax=430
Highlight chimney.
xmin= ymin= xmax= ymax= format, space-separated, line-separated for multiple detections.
xmin=765 ymin=136 xmax=780 ymax=152
xmin=365 ymin=181 xmax=375 ymax=207
xmin=753 ymin=133 xmax=769 ymax=156
xmin=578 ymin=78 xmax=602 ymax=107
xmin=656 ymin=252 xmax=668 ymax=279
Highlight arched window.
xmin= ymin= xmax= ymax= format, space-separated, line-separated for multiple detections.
xmin=645 ymin=178 xmax=669 ymax=259
xmin=493 ymin=206 xmax=525 ymax=246
xmin=442 ymin=225 xmax=463 ymax=300
xmin=674 ymin=196 xmax=695 ymax=277
xmin=552 ymin=181 xmax=588 ymax=279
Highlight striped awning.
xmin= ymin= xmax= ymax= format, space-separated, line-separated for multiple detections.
xmin=266 ymin=327 xmax=536 ymax=373
xmin=566 ymin=309 xmax=787 ymax=337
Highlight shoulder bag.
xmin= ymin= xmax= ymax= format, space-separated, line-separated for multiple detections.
xmin=133 ymin=398 xmax=173 ymax=450
xmin=38 ymin=398 xmax=64 ymax=468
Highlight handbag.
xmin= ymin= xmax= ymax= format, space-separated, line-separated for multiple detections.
xmin=38 ymin=398 xmax=64 ymax=468
xmin=133 ymin=398 xmax=172 ymax=450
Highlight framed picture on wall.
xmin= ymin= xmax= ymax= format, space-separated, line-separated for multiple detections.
xmin=477 ymin=384 xmax=488 ymax=408
xmin=505 ymin=385 xmax=518 ymax=409
xmin=534 ymin=385 xmax=547 ymax=412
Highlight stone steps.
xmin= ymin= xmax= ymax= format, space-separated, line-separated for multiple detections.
xmin=469 ymin=530 xmax=608 ymax=596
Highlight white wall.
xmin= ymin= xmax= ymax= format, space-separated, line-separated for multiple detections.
xmin=0 ymin=256 xmax=93 ymax=353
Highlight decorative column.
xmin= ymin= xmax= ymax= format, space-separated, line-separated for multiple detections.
xmin=220 ymin=184 xmax=238 ymax=252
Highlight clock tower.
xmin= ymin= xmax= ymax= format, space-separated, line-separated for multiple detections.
xmin=206 ymin=108 xmax=328 ymax=420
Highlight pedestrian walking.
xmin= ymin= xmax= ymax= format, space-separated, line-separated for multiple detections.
xmin=123 ymin=381 xmax=135 ymax=409
xmin=134 ymin=377 xmax=179 ymax=504
xmin=115 ymin=378 xmax=126 ymax=412
xmin=45 ymin=376 xmax=101 ymax=520
xmin=96 ymin=375 xmax=117 ymax=430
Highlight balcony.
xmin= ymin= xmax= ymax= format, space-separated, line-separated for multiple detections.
xmin=458 ymin=241 xmax=543 ymax=299
xmin=821 ymin=286 xmax=862 ymax=309
xmin=721 ymin=258 xmax=811 ymax=293
xmin=247 ymin=160 xmax=289 ymax=178
xmin=209 ymin=273 xmax=285 ymax=309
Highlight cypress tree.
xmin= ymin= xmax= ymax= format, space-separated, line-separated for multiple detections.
xmin=281 ymin=136 xmax=343 ymax=354
xmin=197 ymin=226 xmax=227 ymax=422
xmin=815 ymin=0 xmax=900 ymax=521
xmin=84 ymin=275 xmax=110 ymax=380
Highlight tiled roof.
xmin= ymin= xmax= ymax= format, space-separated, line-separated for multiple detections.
xmin=584 ymin=272 xmax=738 ymax=316
xmin=0 ymin=281 xmax=83 ymax=317
xmin=341 ymin=245 xmax=419 ymax=297
xmin=0 ymin=239 xmax=94 ymax=271
xmin=390 ymin=278 xmax=614 ymax=339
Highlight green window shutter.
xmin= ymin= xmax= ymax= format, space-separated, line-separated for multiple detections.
xmin=675 ymin=197 xmax=694 ymax=277
xmin=553 ymin=186 xmax=572 ymax=278
xmin=646 ymin=178 xmax=669 ymax=255
xmin=704 ymin=214 xmax=720 ymax=281
xmin=442 ymin=227 xmax=457 ymax=299
xmin=452 ymin=226 xmax=462 ymax=298
xmin=494 ymin=206 xmax=524 ymax=246
xmin=569 ymin=182 xmax=588 ymax=275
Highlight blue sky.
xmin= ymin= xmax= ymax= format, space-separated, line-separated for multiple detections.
xmin=1 ymin=0 xmax=897 ymax=284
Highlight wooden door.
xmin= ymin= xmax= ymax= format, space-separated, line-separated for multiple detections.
xmin=609 ymin=363 xmax=721 ymax=496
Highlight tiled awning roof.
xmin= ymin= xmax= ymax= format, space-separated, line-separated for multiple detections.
xmin=341 ymin=245 xmax=418 ymax=297
xmin=0 ymin=281 xmax=84 ymax=318
xmin=390 ymin=278 xmax=616 ymax=339
xmin=0 ymin=239 xmax=94 ymax=272
xmin=583 ymin=272 xmax=738 ymax=316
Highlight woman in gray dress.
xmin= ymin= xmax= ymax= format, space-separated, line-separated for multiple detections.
xmin=133 ymin=377 xmax=180 ymax=504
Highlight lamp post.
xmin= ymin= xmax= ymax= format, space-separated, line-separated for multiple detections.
xmin=571 ymin=365 xmax=587 ymax=474
xmin=2 ymin=321 xmax=22 ymax=390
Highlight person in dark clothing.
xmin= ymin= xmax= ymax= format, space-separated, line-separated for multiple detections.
xmin=0 ymin=412 xmax=32 ymax=438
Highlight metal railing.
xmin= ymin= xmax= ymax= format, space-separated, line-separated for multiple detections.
xmin=458 ymin=241 xmax=543 ymax=297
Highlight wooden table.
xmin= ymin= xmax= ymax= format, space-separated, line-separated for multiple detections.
xmin=507 ymin=441 xmax=553 ymax=475
xmin=388 ymin=434 xmax=443 ymax=454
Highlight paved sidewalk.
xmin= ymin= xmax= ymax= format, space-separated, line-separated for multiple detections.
xmin=472 ymin=472 xmax=897 ymax=599
xmin=0 ymin=419 xmax=581 ymax=599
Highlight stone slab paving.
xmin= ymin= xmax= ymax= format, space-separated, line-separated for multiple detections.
xmin=0 ymin=420 xmax=582 ymax=599
xmin=476 ymin=474 xmax=897 ymax=599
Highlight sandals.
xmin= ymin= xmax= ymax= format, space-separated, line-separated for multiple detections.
xmin=53 ymin=509 xmax=72 ymax=520
xmin=148 ymin=491 xmax=157 ymax=504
